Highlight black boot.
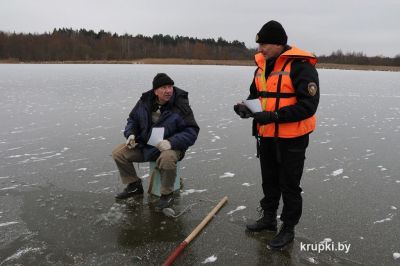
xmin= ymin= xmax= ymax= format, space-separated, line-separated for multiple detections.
xmin=155 ymin=193 xmax=174 ymax=211
xmin=246 ymin=210 xmax=277 ymax=232
xmin=115 ymin=180 xmax=144 ymax=199
xmin=267 ymin=224 xmax=295 ymax=250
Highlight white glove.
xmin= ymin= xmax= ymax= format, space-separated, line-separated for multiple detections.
xmin=126 ymin=134 xmax=137 ymax=149
xmin=156 ymin=140 xmax=171 ymax=152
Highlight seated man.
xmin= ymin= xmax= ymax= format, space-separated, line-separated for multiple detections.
xmin=112 ymin=73 xmax=199 ymax=210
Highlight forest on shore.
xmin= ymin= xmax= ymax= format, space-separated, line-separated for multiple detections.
xmin=1 ymin=28 xmax=399 ymax=67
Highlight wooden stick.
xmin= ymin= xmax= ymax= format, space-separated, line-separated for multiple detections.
xmin=163 ymin=196 xmax=228 ymax=266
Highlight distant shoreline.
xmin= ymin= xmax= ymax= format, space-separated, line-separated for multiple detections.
xmin=1 ymin=58 xmax=400 ymax=72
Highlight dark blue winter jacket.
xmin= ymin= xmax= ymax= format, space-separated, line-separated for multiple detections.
xmin=123 ymin=87 xmax=199 ymax=161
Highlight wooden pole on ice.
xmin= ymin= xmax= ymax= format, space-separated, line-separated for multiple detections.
xmin=162 ymin=196 xmax=228 ymax=266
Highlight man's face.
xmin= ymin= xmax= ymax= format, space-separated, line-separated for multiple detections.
xmin=154 ymin=85 xmax=173 ymax=104
xmin=258 ymin=43 xmax=284 ymax=59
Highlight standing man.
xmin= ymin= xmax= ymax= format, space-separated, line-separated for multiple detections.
xmin=112 ymin=73 xmax=199 ymax=210
xmin=234 ymin=20 xmax=319 ymax=250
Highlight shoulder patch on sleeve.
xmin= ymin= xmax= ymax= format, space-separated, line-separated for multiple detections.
xmin=307 ymin=82 xmax=318 ymax=96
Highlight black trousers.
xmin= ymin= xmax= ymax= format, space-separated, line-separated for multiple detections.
xmin=259 ymin=134 xmax=309 ymax=226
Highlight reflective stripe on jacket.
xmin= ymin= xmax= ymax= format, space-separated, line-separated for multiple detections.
xmin=255 ymin=46 xmax=317 ymax=138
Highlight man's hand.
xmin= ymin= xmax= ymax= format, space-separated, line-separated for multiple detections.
xmin=156 ymin=140 xmax=171 ymax=152
xmin=126 ymin=134 xmax=137 ymax=149
xmin=253 ymin=111 xmax=278 ymax=125
xmin=233 ymin=103 xmax=253 ymax=119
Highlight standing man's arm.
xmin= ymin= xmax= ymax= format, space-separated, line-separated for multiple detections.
xmin=276 ymin=60 xmax=319 ymax=123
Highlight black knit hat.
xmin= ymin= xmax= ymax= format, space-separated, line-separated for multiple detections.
xmin=152 ymin=73 xmax=174 ymax=90
xmin=256 ymin=20 xmax=287 ymax=45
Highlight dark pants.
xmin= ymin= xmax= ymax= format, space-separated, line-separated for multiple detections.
xmin=259 ymin=134 xmax=309 ymax=226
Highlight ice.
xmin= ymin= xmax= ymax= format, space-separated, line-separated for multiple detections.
xmin=227 ymin=206 xmax=246 ymax=215
xmin=0 ymin=221 xmax=19 ymax=227
xmin=202 ymin=255 xmax=217 ymax=263
xmin=219 ymin=172 xmax=235 ymax=178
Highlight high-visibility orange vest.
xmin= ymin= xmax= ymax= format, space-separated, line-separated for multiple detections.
xmin=255 ymin=46 xmax=317 ymax=138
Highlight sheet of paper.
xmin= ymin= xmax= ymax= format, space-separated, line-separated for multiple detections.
xmin=147 ymin=127 xmax=165 ymax=146
xmin=243 ymin=99 xmax=262 ymax=113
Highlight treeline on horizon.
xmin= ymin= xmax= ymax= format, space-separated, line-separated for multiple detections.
xmin=0 ymin=28 xmax=399 ymax=66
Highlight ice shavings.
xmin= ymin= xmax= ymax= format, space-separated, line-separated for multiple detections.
xmin=202 ymin=255 xmax=217 ymax=264
xmin=390 ymin=206 xmax=397 ymax=210
xmin=181 ymin=189 xmax=207 ymax=196
xmin=393 ymin=253 xmax=400 ymax=260
xmin=219 ymin=172 xmax=235 ymax=178
xmin=227 ymin=206 xmax=246 ymax=215
xmin=242 ymin=183 xmax=252 ymax=187
xmin=75 ymin=168 xmax=87 ymax=172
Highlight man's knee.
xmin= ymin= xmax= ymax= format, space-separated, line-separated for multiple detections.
xmin=157 ymin=150 xmax=178 ymax=170
xmin=112 ymin=144 xmax=126 ymax=160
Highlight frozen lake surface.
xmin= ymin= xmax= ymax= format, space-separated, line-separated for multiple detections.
xmin=0 ymin=64 xmax=399 ymax=265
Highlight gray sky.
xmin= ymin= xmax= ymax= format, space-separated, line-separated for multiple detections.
xmin=1 ymin=0 xmax=399 ymax=57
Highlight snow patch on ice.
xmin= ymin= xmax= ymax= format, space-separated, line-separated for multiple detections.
xmin=374 ymin=213 xmax=394 ymax=224
xmin=320 ymin=238 xmax=332 ymax=243
xmin=1 ymin=247 xmax=42 ymax=263
xmin=181 ymin=189 xmax=207 ymax=196
xmin=227 ymin=206 xmax=246 ymax=215
xmin=306 ymin=257 xmax=318 ymax=264
xmin=219 ymin=172 xmax=235 ymax=178
xmin=0 ymin=185 xmax=19 ymax=190
xmin=0 ymin=221 xmax=19 ymax=227
xmin=94 ymin=170 xmax=117 ymax=177
xmin=202 ymin=255 xmax=217 ymax=263
xmin=331 ymin=169 xmax=343 ymax=176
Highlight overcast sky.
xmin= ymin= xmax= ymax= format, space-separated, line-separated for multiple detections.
xmin=1 ymin=0 xmax=399 ymax=57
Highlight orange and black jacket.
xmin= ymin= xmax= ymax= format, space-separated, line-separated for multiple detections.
xmin=248 ymin=45 xmax=319 ymax=138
